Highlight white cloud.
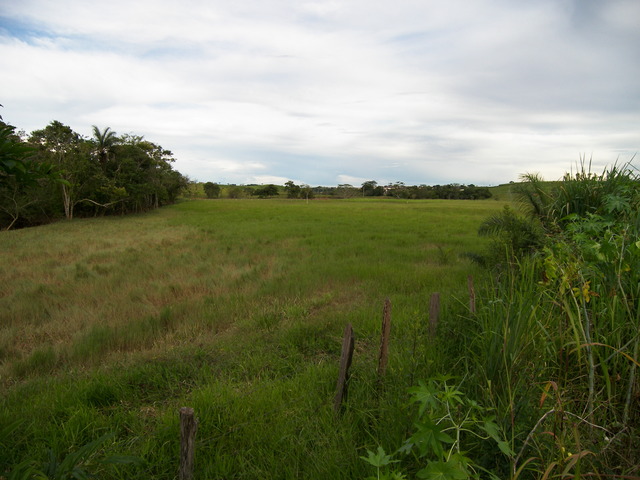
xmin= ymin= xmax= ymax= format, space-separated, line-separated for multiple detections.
xmin=1 ymin=0 xmax=638 ymax=186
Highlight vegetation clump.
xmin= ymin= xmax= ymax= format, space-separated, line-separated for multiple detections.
xmin=0 ymin=119 xmax=188 ymax=230
xmin=368 ymin=160 xmax=640 ymax=478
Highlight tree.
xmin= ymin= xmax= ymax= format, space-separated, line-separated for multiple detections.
xmin=284 ymin=180 xmax=301 ymax=198
xmin=300 ymin=184 xmax=314 ymax=200
xmin=29 ymin=121 xmax=89 ymax=220
xmin=0 ymin=121 xmax=63 ymax=229
xmin=203 ymin=182 xmax=221 ymax=198
xmin=252 ymin=184 xmax=279 ymax=198
xmin=91 ymin=125 xmax=118 ymax=167
xmin=361 ymin=180 xmax=384 ymax=196
xmin=361 ymin=180 xmax=377 ymax=196
xmin=227 ymin=185 xmax=245 ymax=199
xmin=335 ymin=184 xmax=358 ymax=198
xmin=1 ymin=123 xmax=45 ymax=184
xmin=385 ymin=181 xmax=409 ymax=199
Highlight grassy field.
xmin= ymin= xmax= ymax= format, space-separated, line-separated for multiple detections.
xmin=0 ymin=197 xmax=506 ymax=478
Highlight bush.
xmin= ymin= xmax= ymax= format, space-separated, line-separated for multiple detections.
xmin=203 ymin=182 xmax=220 ymax=199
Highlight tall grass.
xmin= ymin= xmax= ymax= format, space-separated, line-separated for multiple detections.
xmin=358 ymin=162 xmax=640 ymax=479
xmin=0 ymin=198 xmax=504 ymax=478
xmin=468 ymin=161 xmax=640 ymax=477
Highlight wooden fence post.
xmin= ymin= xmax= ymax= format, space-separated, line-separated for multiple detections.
xmin=468 ymin=275 xmax=476 ymax=314
xmin=429 ymin=293 xmax=440 ymax=338
xmin=377 ymin=298 xmax=392 ymax=378
xmin=179 ymin=407 xmax=197 ymax=480
xmin=334 ymin=323 xmax=355 ymax=412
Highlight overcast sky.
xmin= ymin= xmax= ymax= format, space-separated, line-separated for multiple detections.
xmin=1 ymin=0 xmax=638 ymax=186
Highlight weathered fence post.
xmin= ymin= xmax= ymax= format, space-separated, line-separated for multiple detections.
xmin=334 ymin=323 xmax=355 ymax=412
xmin=179 ymin=407 xmax=197 ymax=480
xmin=377 ymin=298 xmax=392 ymax=378
xmin=468 ymin=275 xmax=476 ymax=314
xmin=429 ymin=293 xmax=440 ymax=338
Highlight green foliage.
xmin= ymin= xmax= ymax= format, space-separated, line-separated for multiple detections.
xmin=0 ymin=122 xmax=61 ymax=229
xmin=227 ymin=185 xmax=248 ymax=198
xmin=1 ymin=119 xmax=187 ymax=228
xmin=386 ymin=183 xmax=492 ymax=200
xmin=251 ymin=184 xmax=279 ymax=198
xmin=7 ymin=433 xmax=141 ymax=480
xmin=362 ymin=180 xmax=384 ymax=196
xmin=518 ymin=158 xmax=640 ymax=231
xmin=474 ymin=205 xmax=545 ymax=268
xmin=465 ymin=159 xmax=640 ymax=476
xmin=203 ymin=181 xmax=221 ymax=198
xmin=284 ymin=180 xmax=302 ymax=198
xmin=362 ymin=376 xmax=511 ymax=480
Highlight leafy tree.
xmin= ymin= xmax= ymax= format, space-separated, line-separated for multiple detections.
xmin=361 ymin=180 xmax=380 ymax=196
xmin=300 ymin=184 xmax=314 ymax=200
xmin=91 ymin=125 xmax=118 ymax=167
xmin=284 ymin=180 xmax=301 ymax=199
xmin=0 ymin=118 xmax=66 ymax=229
xmin=1 ymin=123 xmax=56 ymax=184
xmin=203 ymin=182 xmax=221 ymax=198
xmin=227 ymin=185 xmax=246 ymax=199
xmin=252 ymin=184 xmax=279 ymax=198
xmin=335 ymin=184 xmax=358 ymax=198
xmin=29 ymin=121 xmax=99 ymax=220
xmin=385 ymin=181 xmax=410 ymax=199
xmin=13 ymin=120 xmax=188 ymax=225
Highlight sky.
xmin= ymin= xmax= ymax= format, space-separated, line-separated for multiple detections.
xmin=1 ymin=0 xmax=639 ymax=187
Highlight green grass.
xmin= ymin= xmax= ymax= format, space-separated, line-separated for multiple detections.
xmin=0 ymin=197 xmax=506 ymax=478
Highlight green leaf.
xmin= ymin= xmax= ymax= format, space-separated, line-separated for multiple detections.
xmin=101 ymin=454 xmax=144 ymax=465
xmin=360 ymin=446 xmax=397 ymax=468
xmin=497 ymin=440 xmax=515 ymax=456
xmin=409 ymin=381 xmax=440 ymax=416
xmin=410 ymin=418 xmax=454 ymax=458
xmin=440 ymin=384 xmax=464 ymax=406
xmin=482 ymin=417 xmax=500 ymax=441
xmin=417 ymin=460 xmax=469 ymax=480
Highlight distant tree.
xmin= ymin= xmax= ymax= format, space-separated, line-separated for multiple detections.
xmin=252 ymin=184 xmax=279 ymax=198
xmin=361 ymin=180 xmax=377 ymax=196
xmin=203 ymin=182 xmax=221 ymax=198
xmin=385 ymin=181 xmax=410 ymax=199
xmin=284 ymin=180 xmax=301 ymax=198
xmin=335 ymin=184 xmax=358 ymax=198
xmin=227 ymin=185 xmax=245 ymax=199
xmin=300 ymin=184 xmax=314 ymax=200
xmin=361 ymin=180 xmax=384 ymax=196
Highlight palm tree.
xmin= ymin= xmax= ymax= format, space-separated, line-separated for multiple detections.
xmin=92 ymin=125 xmax=117 ymax=166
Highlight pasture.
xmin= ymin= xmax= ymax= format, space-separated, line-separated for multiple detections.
xmin=0 ymin=197 xmax=505 ymax=478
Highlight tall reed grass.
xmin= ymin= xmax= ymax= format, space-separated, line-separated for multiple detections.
xmin=469 ymin=161 xmax=640 ymax=477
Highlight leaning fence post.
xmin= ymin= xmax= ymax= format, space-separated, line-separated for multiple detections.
xmin=179 ymin=407 xmax=197 ymax=480
xmin=468 ymin=275 xmax=476 ymax=314
xmin=429 ymin=293 xmax=440 ymax=338
xmin=377 ymin=298 xmax=392 ymax=379
xmin=334 ymin=323 xmax=355 ymax=412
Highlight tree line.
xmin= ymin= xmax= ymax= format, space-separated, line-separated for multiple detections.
xmin=199 ymin=180 xmax=491 ymax=200
xmin=0 ymin=118 xmax=188 ymax=230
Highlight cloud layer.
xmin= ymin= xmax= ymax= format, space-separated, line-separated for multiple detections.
xmin=1 ymin=0 xmax=639 ymax=186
